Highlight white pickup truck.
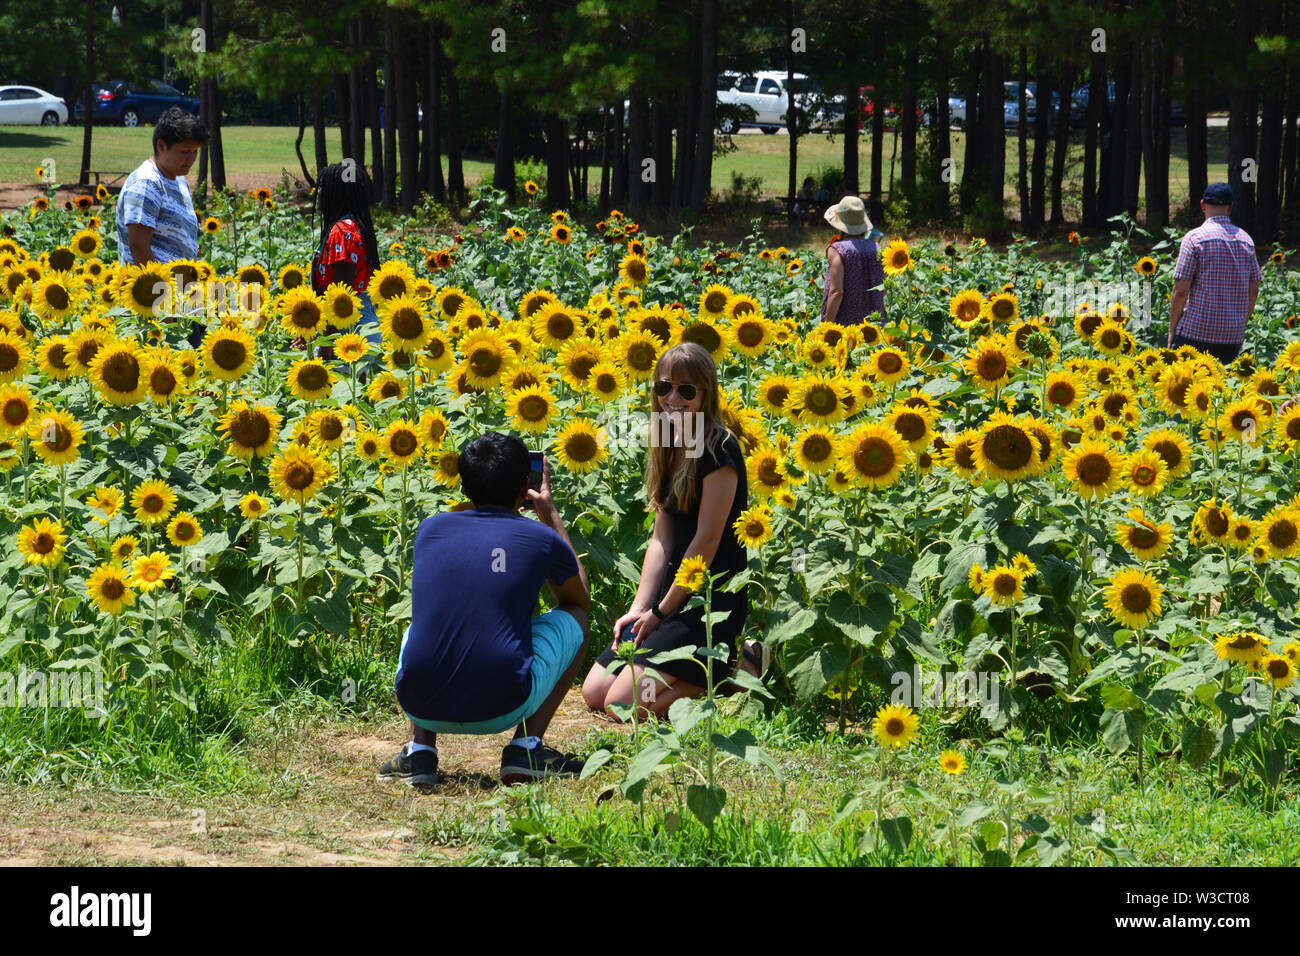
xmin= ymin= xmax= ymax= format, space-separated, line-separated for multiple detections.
xmin=716 ymin=71 xmax=843 ymax=134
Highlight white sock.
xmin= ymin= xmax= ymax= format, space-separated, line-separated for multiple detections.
xmin=510 ymin=736 xmax=541 ymax=751
xmin=407 ymin=741 xmax=437 ymax=756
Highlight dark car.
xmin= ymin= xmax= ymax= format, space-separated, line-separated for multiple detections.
xmin=1070 ymin=82 xmax=1185 ymax=128
xmin=73 ymin=80 xmax=200 ymax=127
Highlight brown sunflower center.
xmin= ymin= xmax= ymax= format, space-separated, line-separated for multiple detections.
xmin=683 ymin=323 xmax=722 ymax=353
xmin=703 ymin=291 xmax=728 ymax=313
xmin=389 ymin=308 xmax=422 ymax=340
xmin=993 ymin=572 xmax=1018 ymax=596
xmin=76 ymin=339 xmax=102 ymax=367
xmin=1120 ymin=583 xmax=1152 ymax=614
xmin=2 ymin=397 xmax=28 ymax=427
xmin=142 ymin=493 xmax=164 ymax=513
xmin=1102 ymin=393 xmax=1128 ymax=417
xmin=1268 ymin=519 xmax=1297 ymax=550
xmin=854 ymin=438 xmax=895 ymax=477
xmin=983 ymin=425 xmax=1034 ymax=472
xmin=130 ymin=274 xmax=166 ymax=309
xmin=318 ymin=416 xmax=343 ymax=441
xmin=1230 ymin=409 xmax=1256 ymax=433
xmin=149 ymin=366 xmax=178 ymax=395
xmin=547 ymin=313 xmax=576 ymax=340
xmin=1099 ymin=328 xmax=1121 ymax=349
xmin=877 ymin=352 xmax=903 ymax=375
xmin=229 ymin=410 xmax=271 ymax=449
xmin=0 ymin=344 xmax=19 ymax=373
xmin=735 ymin=322 xmax=764 ymax=348
xmin=595 ymin=372 xmax=619 ymax=394
xmin=626 ymin=343 xmax=656 ymax=371
xmin=1203 ymin=508 xmax=1230 ymax=537
xmin=101 ymin=352 xmax=140 ymax=393
xmin=1266 ymin=658 xmax=1289 ymax=679
xmin=284 ymin=461 xmax=315 ymax=490
xmin=765 ymin=384 xmax=790 ymax=407
xmin=33 ymin=532 xmax=55 ymax=553
xmin=1149 ymin=440 xmax=1182 ymax=473
xmin=565 ymin=433 xmax=599 ymax=462
xmin=518 ymin=395 xmax=549 ymax=421
xmin=390 ymin=430 xmax=417 ymax=458
xmin=380 ymin=379 xmax=402 ymax=399
xmin=330 ymin=295 xmax=354 ymax=320
xmin=297 ymin=365 xmax=329 ymax=393
xmin=1130 ymin=525 xmax=1158 ymax=549
xmin=1075 ymin=452 xmax=1112 ymax=486
xmin=469 ymin=347 xmax=503 ymax=379
xmin=1133 ymin=465 xmax=1157 ymax=486
xmin=892 ymin=412 xmax=926 ymax=444
xmin=991 ymin=298 xmax=1014 ymax=321
xmin=291 ymin=300 xmax=322 ymax=330
xmin=377 ymin=275 xmax=406 ymax=299
xmin=1079 ymin=314 xmax=1103 ymax=338
xmin=212 ymin=337 xmax=248 ymax=371
xmin=100 ymin=577 xmax=124 ymax=600
xmin=802 ymin=435 xmax=833 ymax=463
xmin=44 ymin=283 xmax=70 ymax=311
xmin=567 ymin=354 xmax=597 ymax=381
xmin=953 ymin=441 xmax=977 ymax=470
xmin=805 ymin=385 xmax=839 ymax=417
xmin=976 ymin=350 xmax=1007 ymax=381
xmin=884 ymin=717 xmax=905 ymax=736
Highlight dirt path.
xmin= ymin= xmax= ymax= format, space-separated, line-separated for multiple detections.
xmin=0 ymin=689 xmax=625 ymax=866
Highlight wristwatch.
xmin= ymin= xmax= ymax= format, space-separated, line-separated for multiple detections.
xmin=651 ymin=602 xmax=666 ymax=620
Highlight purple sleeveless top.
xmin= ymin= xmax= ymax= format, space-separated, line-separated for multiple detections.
xmin=820 ymin=238 xmax=887 ymax=325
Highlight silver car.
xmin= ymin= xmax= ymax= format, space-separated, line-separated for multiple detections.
xmin=0 ymin=85 xmax=68 ymax=126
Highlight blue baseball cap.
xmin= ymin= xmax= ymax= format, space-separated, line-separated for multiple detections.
xmin=1203 ymin=182 xmax=1233 ymax=205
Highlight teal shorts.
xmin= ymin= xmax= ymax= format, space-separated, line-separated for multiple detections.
xmin=399 ymin=608 xmax=584 ymax=735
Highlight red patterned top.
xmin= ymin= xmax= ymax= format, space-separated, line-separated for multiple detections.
xmin=313 ymin=217 xmax=372 ymax=293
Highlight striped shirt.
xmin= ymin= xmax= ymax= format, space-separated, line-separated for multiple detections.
xmin=1172 ymin=216 xmax=1262 ymax=344
xmin=116 ymin=159 xmax=199 ymax=264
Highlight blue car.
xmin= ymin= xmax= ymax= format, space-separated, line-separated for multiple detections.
xmin=73 ymin=79 xmax=200 ymax=127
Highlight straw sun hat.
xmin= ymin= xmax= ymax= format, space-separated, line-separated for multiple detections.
xmin=823 ymin=195 xmax=873 ymax=235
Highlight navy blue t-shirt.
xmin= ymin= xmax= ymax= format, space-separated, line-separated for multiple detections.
xmin=396 ymin=507 xmax=581 ymax=723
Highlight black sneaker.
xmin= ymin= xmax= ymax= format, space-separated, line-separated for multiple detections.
xmin=377 ymin=743 xmax=439 ymax=789
xmin=500 ymin=744 xmax=584 ymax=785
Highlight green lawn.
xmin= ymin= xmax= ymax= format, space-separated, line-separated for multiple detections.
xmin=1 ymin=123 xmax=1232 ymax=224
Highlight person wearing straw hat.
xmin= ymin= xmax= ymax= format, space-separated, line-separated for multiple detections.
xmin=820 ymin=195 xmax=887 ymax=325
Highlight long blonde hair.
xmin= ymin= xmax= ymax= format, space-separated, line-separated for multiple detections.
xmin=645 ymin=343 xmax=733 ymax=513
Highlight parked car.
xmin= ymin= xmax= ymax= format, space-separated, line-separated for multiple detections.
xmin=0 ymin=85 xmax=68 ymax=126
xmin=73 ymin=80 xmax=200 ymax=127
xmin=1069 ymin=82 xmax=1185 ymax=128
xmin=716 ymin=72 xmax=843 ymax=134
xmin=856 ymin=85 xmax=927 ymax=130
xmin=1003 ymin=82 xmax=1063 ymax=128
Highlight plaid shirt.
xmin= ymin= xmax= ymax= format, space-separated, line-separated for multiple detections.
xmin=1172 ymin=216 xmax=1262 ymax=344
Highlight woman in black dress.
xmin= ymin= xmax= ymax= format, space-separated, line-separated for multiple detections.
xmin=582 ymin=343 xmax=749 ymax=720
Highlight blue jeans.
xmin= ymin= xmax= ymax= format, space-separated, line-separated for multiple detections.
xmin=1172 ymin=333 xmax=1241 ymax=365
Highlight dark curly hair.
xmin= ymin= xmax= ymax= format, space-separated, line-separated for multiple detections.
xmin=152 ymin=106 xmax=208 ymax=152
xmin=311 ymin=161 xmax=379 ymax=290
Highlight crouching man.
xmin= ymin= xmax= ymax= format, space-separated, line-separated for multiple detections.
xmin=378 ymin=432 xmax=590 ymax=787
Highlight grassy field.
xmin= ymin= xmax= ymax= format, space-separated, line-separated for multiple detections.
xmin=1 ymin=123 xmax=1232 ymax=224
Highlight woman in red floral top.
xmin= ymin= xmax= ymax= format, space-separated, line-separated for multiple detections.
xmin=311 ymin=162 xmax=382 ymax=357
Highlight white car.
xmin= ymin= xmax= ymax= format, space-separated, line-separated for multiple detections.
xmin=0 ymin=85 xmax=68 ymax=126
xmin=717 ymin=72 xmax=843 ymax=134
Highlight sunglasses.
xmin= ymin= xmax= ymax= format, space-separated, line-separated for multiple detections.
xmin=654 ymin=380 xmax=699 ymax=401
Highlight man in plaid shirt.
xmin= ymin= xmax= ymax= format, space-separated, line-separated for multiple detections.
xmin=1167 ymin=182 xmax=1262 ymax=363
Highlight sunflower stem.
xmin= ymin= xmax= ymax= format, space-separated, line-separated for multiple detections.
xmin=296 ymin=499 xmax=305 ymax=609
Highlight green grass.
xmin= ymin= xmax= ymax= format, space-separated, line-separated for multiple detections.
xmin=2 ymin=123 xmax=1233 ymax=226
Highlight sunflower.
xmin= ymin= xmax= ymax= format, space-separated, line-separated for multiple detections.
xmin=866 ymin=346 xmax=909 ymax=385
xmin=1142 ymin=428 xmax=1192 ymax=480
xmin=28 ymin=408 xmax=83 ymax=466
xmin=788 ymin=374 xmax=848 ymax=426
xmin=433 ymin=286 xmax=471 ymax=322
xmin=131 ymin=479 xmax=178 ymax=526
xmin=0 ymin=383 xmax=34 ymax=439
xmin=17 ymin=517 xmax=66 ymax=567
xmin=1214 ymin=631 xmax=1270 ymax=664
xmin=305 ymin=409 xmax=347 ymax=451
xmin=1122 ymin=449 xmax=1168 ymax=497
xmin=984 ymin=291 xmax=1019 ymax=325
xmin=880 ymin=239 xmax=914 ymax=275
xmin=872 ymin=702 xmax=919 ymax=749
xmin=884 ymin=404 xmax=935 ymax=452
xmin=329 ymin=333 xmax=367 ymax=365
xmin=1114 ymin=507 xmax=1173 ymax=562
xmin=215 ymin=400 xmax=281 ymax=460
xmin=286 ymin=358 xmax=337 ymax=401
xmin=239 ymin=492 xmax=270 ymax=521
xmin=458 ymin=328 xmax=514 ymax=389
xmin=1259 ymin=654 xmax=1297 ymax=689
xmin=558 ymin=341 xmax=604 ymax=390
xmin=1061 ymin=439 xmax=1122 ymax=500
xmin=31 ymin=271 xmax=80 ymax=319
xmin=126 ymin=551 xmax=176 ymax=594
xmin=1256 ymin=505 xmax=1300 ymax=558
xmin=553 ymin=420 xmax=607 ymax=474
xmin=353 ymin=429 xmax=382 ymax=463
xmin=680 ymin=318 xmax=729 ymax=363
xmin=269 ymin=446 xmax=333 ymax=504
xmin=377 ymin=295 xmax=430 ymax=352
xmin=201 ymin=327 xmax=256 ymax=382
xmin=431 ymin=445 xmax=460 ymax=486
xmin=585 ymin=361 xmax=626 ymax=403
xmin=524 ymin=179 xmax=540 ymax=196
xmin=619 ymin=253 xmax=649 ymax=287
xmin=506 ymin=385 xmax=557 ymax=433
xmin=732 ymin=503 xmax=774 ymax=550
xmin=1134 ymin=256 xmax=1158 ymax=276
xmin=368 ymin=260 xmax=415 ymax=303
xmin=1189 ymin=498 xmax=1233 ymax=546
xmin=792 ymin=427 xmax=838 ymax=475
xmin=964 ymin=335 xmax=1018 ymax=392
xmin=203 ymin=216 xmax=222 ymax=235
xmin=983 ymin=563 xmax=1027 ymax=607
xmin=382 ymin=418 xmax=423 ymax=467
xmin=1105 ymin=568 xmax=1164 ymax=628
xmin=674 ymin=554 xmax=710 ymax=593
xmin=698 ymin=283 xmax=733 ymax=320
xmin=141 ymin=350 xmax=186 ymax=406
xmin=315 ymin=283 xmax=360 ymax=330
xmin=66 ymin=327 xmax=110 ymax=376
xmin=275 ymin=287 xmax=324 ymax=340
xmin=0 ymin=330 xmax=30 ymax=384
xmin=948 ymin=289 xmax=986 ymax=329
xmin=366 ymin=371 xmax=406 ymax=404
xmin=974 ymin=412 xmax=1040 ymax=482
xmin=938 ymin=750 xmax=967 ymax=775
xmin=838 ymin=422 xmax=911 ymax=489
xmin=518 ymin=288 xmax=557 ymax=322
xmin=165 ymin=512 xmax=203 ymax=548
xmin=115 ymin=262 xmax=172 ymax=316
xmin=616 ymin=331 xmax=660 ymax=383
xmin=725 ymin=293 xmax=762 ymax=324
xmin=85 ymin=563 xmax=135 ymax=616
xmin=1218 ymin=397 xmax=1263 ymax=443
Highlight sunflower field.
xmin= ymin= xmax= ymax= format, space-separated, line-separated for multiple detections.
xmin=2 ymin=180 xmax=1300 ymax=862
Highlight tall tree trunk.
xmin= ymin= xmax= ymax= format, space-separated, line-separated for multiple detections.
xmin=1122 ymin=48 xmax=1142 ymax=217
xmin=493 ymin=82 xmax=515 ymax=201
xmin=901 ymin=34 xmax=917 ymax=195
xmin=544 ymin=113 xmax=570 ymax=210
xmin=382 ymin=8 xmax=398 ymax=211
xmin=785 ymin=0 xmax=797 ymax=226
xmin=600 ymin=105 xmax=612 ymax=211
xmin=672 ymin=7 xmax=701 ymax=217
xmin=201 ymin=0 xmax=225 ymax=189
xmin=982 ymin=45 xmax=1005 ymax=221
xmin=79 ymin=0 xmax=95 ymax=187
xmin=1282 ymin=56 xmax=1299 ymax=237
xmin=294 ymin=92 xmax=314 ymax=189
xmin=933 ymin=33 xmax=949 ymax=217
xmin=869 ymin=30 xmax=885 ymax=223
xmin=1149 ymin=42 xmax=1171 ymax=232
xmin=613 ymin=99 xmax=628 ymax=205
xmin=1083 ymin=52 xmax=1103 ymax=230
xmin=1017 ymin=45 xmax=1029 ymax=228
xmin=424 ymin=20 xmax=445 ymax=202
xmin=348 ymin=17 xmax=364 ymax=162
xmin=1030 ymin=63 xmax=1050 ymax=232
xmin=627 ymin=91 xmax=649 ymax=216
xmin=1139 ymin=41 xmax=1156 ymax=228
xmin=1227 ymin=1 xmax=1260 ymax=235
xmin=1049 ymin=69 xmax=1073 ymax=228
xmin=689 ymin=0 xmax=718 ymax=212
xmin=1185 ymin=75 xmax=1207 ymax=225
xmin=313 ymin=91 xmax=328 ymax=175
xmin=337 ymin=75 xmax=352 ymax=162
xmin=960 ymin=48 xmax=983 ymax=214
xmin=394 ymin=11 xmax=419 ymax=213
xmin=365 ymin=14 xmax=383 ymax=203
xmin=651 ymin=100 xmax=673 ymax=215
xmin=1257 ymin=0 xmax=1285 ymax=241
xmin=445 ymin=47 xmax=465 ymax=206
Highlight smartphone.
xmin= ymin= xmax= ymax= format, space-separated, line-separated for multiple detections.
xmin=620 ymin=623 xmax=637 ymax=644
xmin=528 ymin=451 xmax=544 ymax=492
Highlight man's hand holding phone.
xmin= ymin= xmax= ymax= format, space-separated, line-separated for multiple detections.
xmin=523 ymin=453 xmax=558 ymax=525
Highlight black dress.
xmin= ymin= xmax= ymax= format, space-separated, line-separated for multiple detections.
xmin=595 ymin=431 xmax=749 ymax=690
